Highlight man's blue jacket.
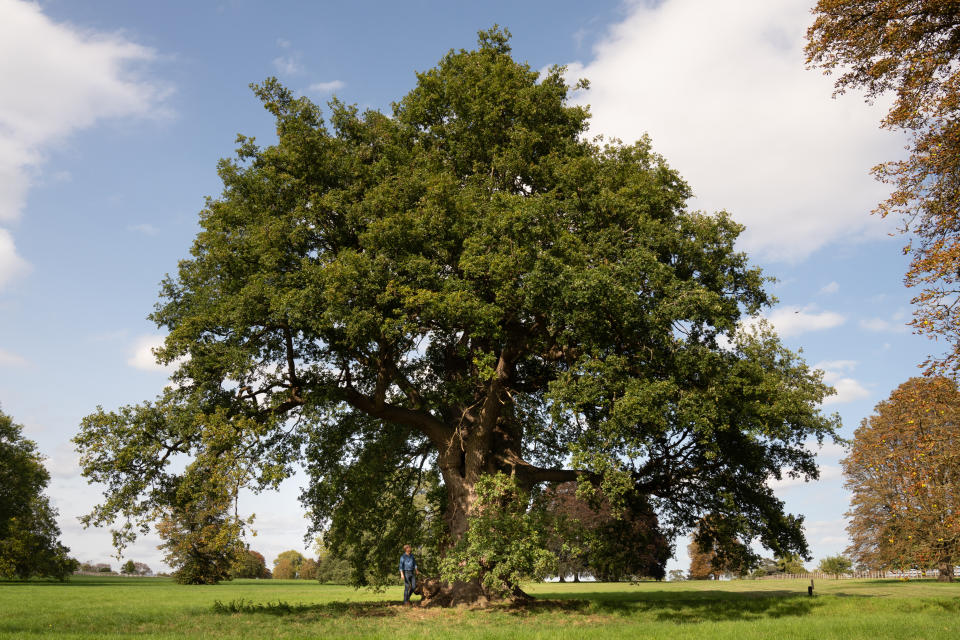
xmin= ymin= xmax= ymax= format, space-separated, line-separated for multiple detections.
xmin=399 ymin=553 xmax=417 ymax=572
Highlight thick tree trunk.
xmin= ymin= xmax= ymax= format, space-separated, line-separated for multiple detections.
xmin=419 ymin=577 xmax=490 ymax=607
xmin=937 ymin=561 xmax=954 ymax=582
xmin=573 ymin=572 xmax=580 ymax=583
xmin=421 ymin=429 xmax=539 ymax=607
xmin=421 ymin=442 xmax=493 ymax=607
xmin=437 ymin=443 xmax=482 ymax=542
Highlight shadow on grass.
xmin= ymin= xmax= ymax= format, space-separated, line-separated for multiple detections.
xmin=212 ymin=598 xmax=400 ymax=618
xmin=521 ymin=592 xmax=824 ymax=624
xmin=210 ymin=590 xmax=826 ymax=624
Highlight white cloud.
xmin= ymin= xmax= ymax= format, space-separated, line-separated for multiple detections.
xmin=768 ymin=464 xmax=841 ymax=491
xmin=804 ymin=519 xmax=850 ymax=547
xmin=273 ymin=55 xmax=302 ymax=75
xmin=0 ymin=0 xmax=165 ymax=287
xmin=813 ymin=360 xmax=871 ymax=405
xmin=859 ymin=317 xmax=908 ymax=333
xmin=0 ymin=227 xmax=29 ymax=289
xmin=804 ymin=518 xmax=846 ymax=537
xmin=761 ymin=305 xmax=845 ymax=337
xmin=825 ymin=377 xmax=871 ymax=405
xmin=806 ymin=439 xmax=849 ymax=459
xmin=45 ymin=440 xmax=82 ymax=480
xmin=0 ymin=346 xmax=27 ymax=366
xmin=307 ymin=80 xmax=345 ymax=94
xmin=566 ymin=0 xmax=902 ymax=262
xmin=127 ymin=335 xmax=177 ymax=373
xmin=820 ymin=281 xmax=839 ymax=294
xmin=815 ymin=359 xmax=857 ymax=373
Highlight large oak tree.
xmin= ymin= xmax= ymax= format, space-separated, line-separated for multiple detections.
xmin=76 ymin=28 xmax=838 ymax=601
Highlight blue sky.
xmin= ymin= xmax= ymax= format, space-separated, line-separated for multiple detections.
xmin=0 ymin=0 xmax=935 ymax=575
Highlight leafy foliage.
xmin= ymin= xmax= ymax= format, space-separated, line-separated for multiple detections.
xmin=440 ymin=473 xmax=555 ymax=597
xmin=818 ymin=555 xmax=853 ymax=578
xmin=299 ymin=558 xmax=319 ymax=580
xmin=540 ymin=482 xmax=602 ymax=581
xmin=748 ymin=557 xmax=780 ymax=579
xmin=541 ymin=481 xmax=669 ymax=581
xmin=807 ymin=2 xmax=960 ymax=374
xmin=687 ymin=542 xmax=719 ymax=580
xmin=0 ymin=408 xmax=77 ymax=580
xmin=687 ymin=515 xmax=760 ymax=580
xmin=314 ymin=545 xmax=352 ymax=584
xmin=844 ymin=376 xmax=960 ymax=580
xmin=231 ymin=550 xmax=270 ymax=579
xmin=74 ymin=27 xmax=839 ymax=599
xmin=155 ymin=467 xmax=246 ymax=585
xmin=272 ymin=550 xmax=305 ymax=580
xmin=774 ymin=553 xmax=808 ymax=575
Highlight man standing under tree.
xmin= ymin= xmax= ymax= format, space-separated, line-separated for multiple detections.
xmin=399 ymin=545 xmax=418 ymax=605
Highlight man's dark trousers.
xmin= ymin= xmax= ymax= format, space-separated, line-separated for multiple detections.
xmin=403 ymin=570 xmax=417 ymax=604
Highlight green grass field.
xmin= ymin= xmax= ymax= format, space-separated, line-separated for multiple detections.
xmin=1 ymin=576 xmax=958 ymax=639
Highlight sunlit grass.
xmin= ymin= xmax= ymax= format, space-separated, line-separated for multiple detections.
xmin=1 ymin=576 xmax=958 ymax=639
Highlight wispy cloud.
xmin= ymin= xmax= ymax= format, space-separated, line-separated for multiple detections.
xmin=307 ymin=80 xmax=344 ymax=94
xmin=0 ymin=346 xmax=27 ymax=367
xmin=273 ymin=55 xmax=302 ymax=75
xmin=813 ymin=360 xmax=870 ymax=405
xmin=127 ymin=335 xmax=179 ymax=373
xmin=756 ymin=305 xmax=846 ymax=338
xmin=806 ymin=439 xmax=849 ymax=459
xmin=0 ymin=228 xmax=29 ymax=289
xmin=804 ymin=519 xmax=849 ymax=547
xmin=820 ymin=281 xmax=839 ymax=294
xmin=859 ymin=316 xmax=908 ymax=333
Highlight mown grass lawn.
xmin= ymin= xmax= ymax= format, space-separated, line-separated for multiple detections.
xmin=1 ymin=576 xmax=957 ymax=639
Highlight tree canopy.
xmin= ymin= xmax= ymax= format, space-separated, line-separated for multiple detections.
xmin=818 ymin=554 xmax=852 ymax=578
xmin=154 ymin=467 xmax=246 ymax=585
xmin=231 ymin=549 xmax=270 ymax=579
xmin=844 ymin=376 xmax=959 ymax=581
xmin=75 ymin=27 xmax=839 ymax=600
xmin=0 ymin=408 xmax=77 ymax=580
xmin=687 ymin=541 xmax=720 ymax=580
xmin=807 ymin=1 xmax=960 ymax=374
xmin=273 ymin=550 xmax=305 ymax=580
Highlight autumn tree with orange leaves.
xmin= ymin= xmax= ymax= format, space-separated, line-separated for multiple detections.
xmin=687 ymin=541 xmax=720 ymax=580
xmin=843 ymin=376 xmax=960 ymax=581
xmin=806 ymin=2 xmax=960 ymax=374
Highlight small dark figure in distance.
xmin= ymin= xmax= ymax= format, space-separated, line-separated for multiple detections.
xmin=399 ymin=544 xmax=419 ymax=605
xmin=808 ymin=578 xmax=814 ymax=597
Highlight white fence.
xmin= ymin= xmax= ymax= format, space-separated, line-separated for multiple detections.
xmin=758 ymin=568 xmax=960 ymax=580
